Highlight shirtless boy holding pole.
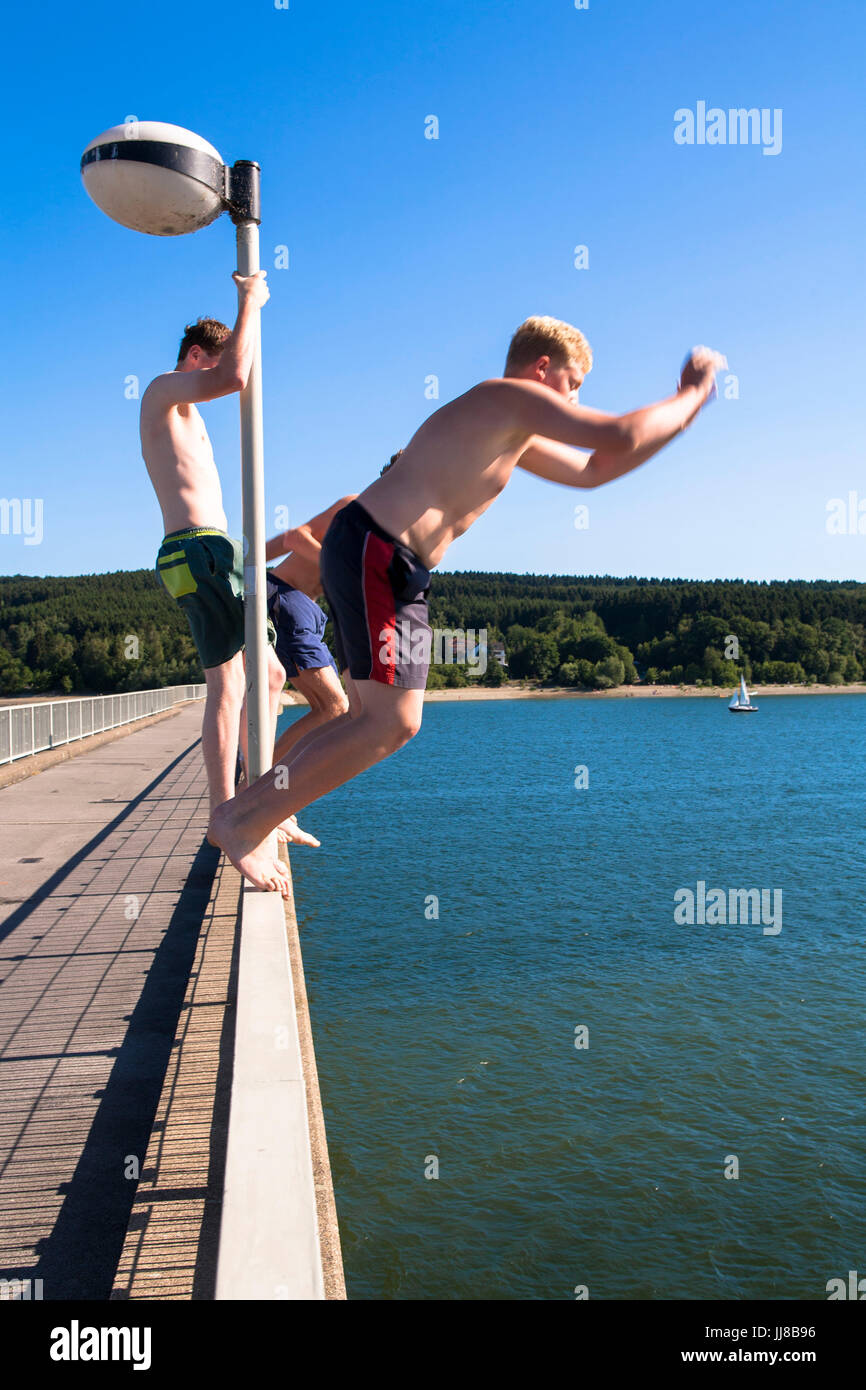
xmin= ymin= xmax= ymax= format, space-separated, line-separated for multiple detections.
xmin=209 ymin=316 xmax=726 ymax=893
xmin=141 ymin=271 xmax=309 ymax=890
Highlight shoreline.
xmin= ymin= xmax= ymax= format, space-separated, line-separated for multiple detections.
xmin=421 ymin=682 xmax=866 ymax=701
xmin=279 ymin=681 xmax=866 ymax=707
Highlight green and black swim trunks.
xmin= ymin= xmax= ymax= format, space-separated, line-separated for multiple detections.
xmin=155 ymin=528 xmax=276 ymax=670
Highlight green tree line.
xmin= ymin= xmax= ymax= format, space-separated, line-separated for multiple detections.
xmin=426 ymin=574 xmax=866 ymax=688
xmin=1 ymin=570 xmax=864 ymax=695
xmin=0 ymin=571 xmax=201 ymax=694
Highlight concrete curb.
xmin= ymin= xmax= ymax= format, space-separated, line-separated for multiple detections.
xmin=215 ymin=877 xmax=325 ymax=1300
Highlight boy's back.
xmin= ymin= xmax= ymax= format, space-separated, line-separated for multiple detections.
xmin=355 ymin=383 xmax=526 ymax=569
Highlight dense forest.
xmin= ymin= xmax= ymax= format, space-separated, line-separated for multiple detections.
xmin=1 ymin=570 xmax=864 ymax=696
xmin=0 ymin=571 xmax=201 ymax=695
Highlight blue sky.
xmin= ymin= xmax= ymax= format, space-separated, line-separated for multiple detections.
xmin=1 ymin=0 xmax=863 ymax=582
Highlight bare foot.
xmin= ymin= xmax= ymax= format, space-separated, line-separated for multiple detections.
xmin=276 ymin=814 xmax=321 ymax=848
xmin=209 ymin=803 xmax=292 ymax=897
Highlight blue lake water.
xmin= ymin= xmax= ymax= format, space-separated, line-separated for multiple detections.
xmin=278 ymin=694 xmax=865 ymax=1300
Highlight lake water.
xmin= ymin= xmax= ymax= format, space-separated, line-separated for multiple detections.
xmin=278 ymin=694 xmax=865 ymax=1300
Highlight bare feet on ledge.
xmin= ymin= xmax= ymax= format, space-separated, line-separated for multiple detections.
xmin=208 ymin=804 xmax=292 ymax=897
xmin=276 ymin=815 xmax=321 ymax=848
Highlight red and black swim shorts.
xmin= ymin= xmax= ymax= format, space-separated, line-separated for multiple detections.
xmin=319 ymin=500 xmax=433 ymax=689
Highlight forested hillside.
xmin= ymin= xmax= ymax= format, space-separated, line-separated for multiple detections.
xmin=1 ymin=570 xmax=864 ymax=695
xmin=0 ymin=571 xmax=201 ymax=694
xmin=429 ymin=574 xmax=866 ymax=688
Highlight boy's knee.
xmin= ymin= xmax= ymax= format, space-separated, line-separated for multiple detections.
xmin=328 ymin=691 xmax=350 ymax=719
xmin=269 ymin=659 xmax=287 ymax=693
xmin=403 ymin=709 xmax=423 ymax=741
xmin=384 ymin=707 xmax=422 ymax=751
xmin=207 ymin=657 xmax=245 ymax=702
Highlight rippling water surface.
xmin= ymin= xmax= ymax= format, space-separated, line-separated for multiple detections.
xmin=279 ymin=694 xmax=866 ymax=1300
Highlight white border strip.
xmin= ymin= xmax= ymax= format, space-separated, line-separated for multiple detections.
xmin=215 ymin=884 xmax=325 ymax=1300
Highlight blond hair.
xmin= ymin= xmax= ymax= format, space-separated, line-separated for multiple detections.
xmin=504 ymin=316 xmax=592 ymax=376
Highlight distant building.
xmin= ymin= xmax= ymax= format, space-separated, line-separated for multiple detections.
xmin=435 ymin=634 xmax=508 ymax=668
xmin=466 ymin=638 xmax=507 ymax=667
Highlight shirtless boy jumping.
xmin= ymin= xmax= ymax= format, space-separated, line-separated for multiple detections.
xmin=141 ymin=271 xmax=307 ymax=891
xmin=209 ymin=316 xmax=726 ymax=893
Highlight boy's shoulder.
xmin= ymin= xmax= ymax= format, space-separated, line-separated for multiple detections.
xmin=467 ymin=376 xmax=540 ymax=403
xmin=457 ymin=376 xmax=540 ymax=428
xmin=140 ymin=371 xmax=174 ymax=409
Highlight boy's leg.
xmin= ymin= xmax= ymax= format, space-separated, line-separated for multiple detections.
xmin=266 ymin=645 xmax=287 ymax=754
xmin=252 ymin=668 xmax=355 ymax=827
xmin=237 ymin=646 xmax=285 ymax=771
xmin=203 ymin=656 xmax=291 ymax=895
xmin=343 ymin=670 xmax=363 ymax=716
xmin=267 ymin=669 xmax=360 ymax=788
xmin=236 ymin=650 xmax=320 ymax=847
xmin=209 ymin=679 xmax=423 ymax=881
xmin=264 ymin=661 xmax=358 ymax=806
xmin=273 ymin=665 xmax=349 ymax=764
xmin=201 ymin=651 xmax=246 ymax=815
xmin=267 ymin=647 xmax=321 ymax=848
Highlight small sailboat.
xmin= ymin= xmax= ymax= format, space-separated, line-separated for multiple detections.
xmin=729 ymin=674 xmax=758 ymax=712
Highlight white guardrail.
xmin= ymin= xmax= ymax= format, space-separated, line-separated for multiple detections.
xmin=0 ymin=685 xmax=206 ymax=765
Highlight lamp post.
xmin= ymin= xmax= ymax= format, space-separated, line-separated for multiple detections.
xmin=81 ymin=120 xmax=271 ymax=782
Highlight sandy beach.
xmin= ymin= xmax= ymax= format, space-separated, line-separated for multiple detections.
xmin=278 ymin=681 xmax=866 ymax=707
xmin=421 ymin=682 xmax=866 ymax=702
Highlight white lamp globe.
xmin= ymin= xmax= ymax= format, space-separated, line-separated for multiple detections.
xmin=81 ymin=121 xmax=226 ymax=236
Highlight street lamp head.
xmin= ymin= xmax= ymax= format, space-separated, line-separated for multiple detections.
xmin=80 ymin=120 xmax=227 ymax=236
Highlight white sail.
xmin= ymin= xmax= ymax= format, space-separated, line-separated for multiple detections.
xmin=729 ymin=672 xmax=757 ymax=710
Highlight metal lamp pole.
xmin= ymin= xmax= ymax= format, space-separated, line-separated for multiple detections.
xmin=229 ymin=163 xmax=270 ymax=783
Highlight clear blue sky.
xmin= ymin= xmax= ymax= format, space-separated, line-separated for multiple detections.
xmin=1 ymin=0 xmax=863 ymax=582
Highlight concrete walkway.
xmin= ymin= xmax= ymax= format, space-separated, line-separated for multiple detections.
xmin=0 ymin=706 xmax=215 ymax=1300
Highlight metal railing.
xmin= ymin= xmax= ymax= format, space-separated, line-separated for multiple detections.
xmin=0 ymin=685 xmax=206 ymax=765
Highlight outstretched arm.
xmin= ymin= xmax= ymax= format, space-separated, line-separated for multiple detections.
xmin=265 ymin=494 xmax=358 ymax=562
xmin=518 ymin=407 xmax=698 ymax=488
xmin=513 ymin=348 xmax=726 ymax=487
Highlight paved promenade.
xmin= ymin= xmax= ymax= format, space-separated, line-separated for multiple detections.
xmin=0 ymin=706 xmax=216 ymax=1299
